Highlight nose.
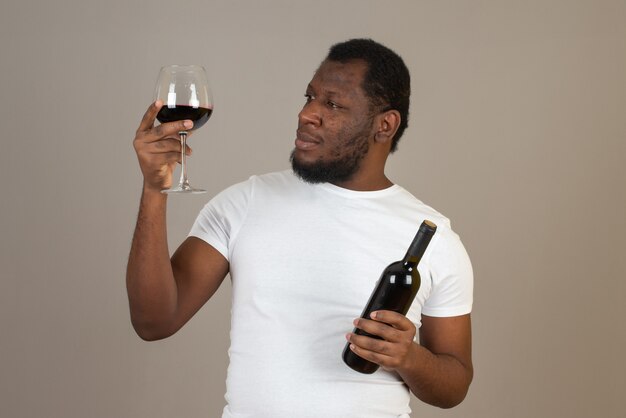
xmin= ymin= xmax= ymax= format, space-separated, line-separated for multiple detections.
xmin=298 ymin=100 xmax=321 ymax=127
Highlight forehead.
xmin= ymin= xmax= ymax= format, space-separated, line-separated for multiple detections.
xmin=309 ymin=59 xmax=368 ymax=95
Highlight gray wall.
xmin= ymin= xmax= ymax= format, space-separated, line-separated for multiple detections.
xmin=1 ymin=1 xmax=624 ymax=417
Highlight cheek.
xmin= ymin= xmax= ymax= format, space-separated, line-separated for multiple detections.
xmin=339 ymin=120 xmax=371 ymax=146
xmin=322 ymin=115 xmax=371 ymax=155
xmin=332 ymin=119 xmax=358 ymax=141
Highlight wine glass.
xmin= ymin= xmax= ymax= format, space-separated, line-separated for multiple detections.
xmin=154 ymin=65 xmax=213 ymax=194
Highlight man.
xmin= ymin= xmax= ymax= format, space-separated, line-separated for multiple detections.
xmin=127 ymin=39 xmax=473 ymax=417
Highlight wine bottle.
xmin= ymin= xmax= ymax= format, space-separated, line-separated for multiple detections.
xmin=343 ymin=220 xmax=437 ymax=374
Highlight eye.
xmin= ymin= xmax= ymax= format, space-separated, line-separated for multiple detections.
xmin=327 ymin=101 xmax=341 ymax=109
xmin=304 ymin=94 xmax=314 ymax=103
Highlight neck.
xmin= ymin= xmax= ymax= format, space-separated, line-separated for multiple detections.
xmin=332 ymin=144 xmax=392 ymax=191
xmin=331 ymin=174 xmax=393 ymax=191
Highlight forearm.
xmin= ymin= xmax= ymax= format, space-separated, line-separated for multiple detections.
xmin=397 ymin=342 xmax=473 ymax=408
xmin=126 ymin=187 xmax=178 ymax=340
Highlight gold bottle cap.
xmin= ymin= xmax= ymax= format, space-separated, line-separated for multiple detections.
xmin=423 ymin=219 xmax=437 ymax=230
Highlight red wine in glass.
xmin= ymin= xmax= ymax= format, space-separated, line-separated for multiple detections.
xmin=156 ymin=105 xmax=213 ymax=131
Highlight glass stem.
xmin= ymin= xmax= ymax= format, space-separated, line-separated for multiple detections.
xmin=178 ymin=131 xmax=190 ymax=189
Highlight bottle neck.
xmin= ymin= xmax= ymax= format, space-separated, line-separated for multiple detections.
xmin=401 ymin=253 xmax=421 ymax=267
xmin=401 ymin=221 xmax=436 ymax=267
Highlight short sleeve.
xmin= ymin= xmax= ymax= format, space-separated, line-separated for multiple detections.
xmin=188 ymin=178 xmax=253 ymax=261
xmin=421 ymin=227 xmax=474 ymax=317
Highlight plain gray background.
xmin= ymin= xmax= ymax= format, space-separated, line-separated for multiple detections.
xmin=1 ymin=1 xmax=625 ymax=417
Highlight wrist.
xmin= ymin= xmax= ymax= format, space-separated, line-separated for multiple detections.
xmin=397 ymin=341 xmax=425 ymax=375
xmin=141 ymin=184 xmax=168 ymax=203
xmin=142 ymin=182 xmax=166 ymax=196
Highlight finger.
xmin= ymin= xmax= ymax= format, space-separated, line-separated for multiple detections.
xmin=152 ymin=119 xmax=194 ymax=140
xmin=346 ymin=331 xmax=413 ymax=371
xmin=150 ymin=145 xmax=193 ymax=156
xmin=353 ymin=318 xmax=400 ymax=342
xmin=347 ymin=331 xmax=394 ymax=356
xmin=146 ymin=138 xmax=193 ymax=155
xmin=346 ymin=338 xmax=396 ymax=369
xmin=370 ymin=310 xmax=415 ymax=332
xmin=137 ymin=100 xmax=163 ymax=133
xmin=161 ymin=151 xmax=185 ymax=165
xmin=349 ymin=343 xmax=401 ymax=370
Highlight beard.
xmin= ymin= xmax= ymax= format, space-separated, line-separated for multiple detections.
xmin=290 ymin=134 xmax=370 ymax=184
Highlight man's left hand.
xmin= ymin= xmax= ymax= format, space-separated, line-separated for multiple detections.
xmin=346 ymin=310 xmax=417 ymax=372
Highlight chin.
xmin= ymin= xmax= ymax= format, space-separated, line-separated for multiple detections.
xmin=292 ymin=147 xmax=320 ymax=163
xmin=289 ymin=149 xmax=358 ymax=184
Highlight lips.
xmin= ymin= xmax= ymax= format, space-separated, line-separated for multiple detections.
xmin=295 ymin=130 xmax=322 ymax=150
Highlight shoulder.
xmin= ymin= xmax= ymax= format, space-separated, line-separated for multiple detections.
xmin=391 ymin=185 xmax=453 ymax=231
xmin=249 ymin=170 xmax=304 ymax=192
xmin=392 ymin=185 xmax=472 ymax=292
xmin=208 ymin=170 xmax=295 ymax=199
xmin=410 ymin=203 xmax=473 ymax=316
xmin=199 ymin=170 xmax=306 ymax=217
xmin=224 ymin=170 xmax=301 ymax=194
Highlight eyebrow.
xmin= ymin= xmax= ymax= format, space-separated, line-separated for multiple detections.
xmin=306 ymin=83 xmax=342 ymax=98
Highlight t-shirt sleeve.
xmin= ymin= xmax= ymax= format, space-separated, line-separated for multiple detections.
xmin=188 ymin=178 xmax=253 ymax=261
xmin=421 ymin=227 xmax=474 ymax=317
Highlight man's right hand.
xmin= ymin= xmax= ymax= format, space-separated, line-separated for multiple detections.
xmin=133 ymin=100 xmax=194 ymax=192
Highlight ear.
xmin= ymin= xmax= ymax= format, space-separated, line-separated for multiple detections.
xmin=374 ymin=110 xmax=401 ymax=146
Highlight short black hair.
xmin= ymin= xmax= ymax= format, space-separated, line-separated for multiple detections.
xmin=326 ymin=38 xmax=410 ymax=152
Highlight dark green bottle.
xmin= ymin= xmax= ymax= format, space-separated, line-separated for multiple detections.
xmin=343 ymin=220 xmax=437 ymax=374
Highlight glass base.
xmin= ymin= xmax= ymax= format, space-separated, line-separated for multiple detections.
xmin=161 ymin=184 xmax=206 ymax=194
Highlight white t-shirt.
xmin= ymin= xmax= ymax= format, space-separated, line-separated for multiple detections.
xmin=189 ymin=170 xmax=473 ymax=418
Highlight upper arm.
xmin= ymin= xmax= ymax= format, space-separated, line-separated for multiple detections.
xmin=169 ymin=236 xmax=230 ymax=333
xmin=420 ymin=314 xmax=473 ymax=376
